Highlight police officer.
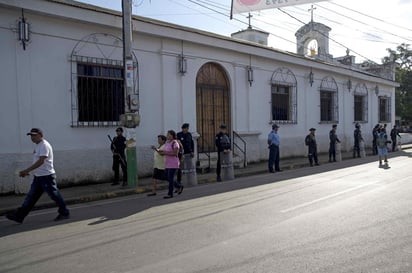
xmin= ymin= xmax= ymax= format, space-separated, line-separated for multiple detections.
xmin=215 ymin=124 xmax=231 ymax=182
xmin=329 ymin=124 xmax=340 ymax=162
xmin=111 ymin=127 xmax=127 ymax=186
xmin=305 ymin=128 xmax=319 ymax=167
xmin=268 ymin=124 xmax=281 ymax=173
xmin=390 ymin=125 xmax=401 ymax=152
xmin=353 ymin=123 xmax=363 ymax=158
xmin=176 ymin=123 xmax=194 ymax=184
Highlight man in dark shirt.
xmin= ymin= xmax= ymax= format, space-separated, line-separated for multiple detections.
xmin=176 ymin=123 xmax=194 ymax=184
xmin=305 ymin=128 xmax=319 ymax=167
xmin=215 ymin=124 xmax=231 ymax=182
xmin=111 ymin=127 xmax=127 ymax=186
xmin=390 ymin=125 xmax=401 ymax=152
xmin=353 ymin=123 xmax=363 ymax=158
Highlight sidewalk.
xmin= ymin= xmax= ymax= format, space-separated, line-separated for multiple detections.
xmin=1 ymin=144 xmax=411 ymax=216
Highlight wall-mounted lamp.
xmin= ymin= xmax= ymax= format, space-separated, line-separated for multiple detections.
xmin=247 ymin=66 xmax=254 ymax=87
xmin=375 ymin=85 xmax=379 ymax=96
xmin=178 ymin=54 xmax=187 ymax=75
xmin=347 ymin=79 xmax=352 ymax=92
xmin=18 ymin=9 xmax=30 ymax=50
xmin=309 ymin=69 xmax=314 ymax=87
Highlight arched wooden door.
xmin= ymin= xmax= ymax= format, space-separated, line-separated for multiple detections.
xmin=196 ymin=63 xmax=231 ymax=153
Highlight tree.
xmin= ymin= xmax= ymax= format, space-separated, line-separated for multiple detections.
xmin=383 ymin=43 xmax=412 ymax=125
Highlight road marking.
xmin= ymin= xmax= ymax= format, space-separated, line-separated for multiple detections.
xmin=280 ymin=180 xmax=380 ymax=213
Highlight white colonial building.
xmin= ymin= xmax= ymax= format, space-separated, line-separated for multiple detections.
xmin=0 ymin=0 xmax=397 ymax=193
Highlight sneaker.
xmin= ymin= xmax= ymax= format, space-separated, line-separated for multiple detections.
xmin=178 ymin=186 xmax=184 ymax=195
xmin=54 ymin=214 xmax=70 ymax=221
xmin=6 ymin=212 xmax=23 ymax=224
xmin=163 ymin=195 xmax=173 ymax=199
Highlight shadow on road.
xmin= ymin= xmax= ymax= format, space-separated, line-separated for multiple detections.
xmin=1 ymin=149 xmax=411 ymax=238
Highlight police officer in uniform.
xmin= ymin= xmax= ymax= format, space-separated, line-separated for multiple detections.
xmin=329 ymin=124 xmax=340 ymax=162
xmin=305 ymin=128 xmax=319 ymax=166
xmin=176 ymin=123 xmax=194 ymax=184
xmin=111 ymin=127 xmax=127 ymax=186
xmin=215 ymin=124 xmax=231 ymax=182
xmin=353 ymin=123 xmax=363 ymax=158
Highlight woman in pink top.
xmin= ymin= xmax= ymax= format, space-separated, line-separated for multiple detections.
xmin=159 ymin=130 xmax=184 ymax=198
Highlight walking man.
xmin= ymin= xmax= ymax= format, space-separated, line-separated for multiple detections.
xmin=176 ymin=123 xmax=194 ymax=185
xmin=376 ymin=127 xmax=389 ymax=167
xmin=215 ymin=124 xmax=231 ymax=182
xmin=305 ymin=128 xmax=319 ymax=166
xmin=390 ymin=125 xmax=401 ymax=152
xmin=268 ymin=124 xmax=281 ymax=173
xmin=329 ymin=124 xmax=340 ymax=162
xmin=353 ymin=123 xmax=363 ymax=158
xmin=110 ymin=127 xmax=127 ymax=186
xmin=6 ymin=128 xmax=70 ymax=223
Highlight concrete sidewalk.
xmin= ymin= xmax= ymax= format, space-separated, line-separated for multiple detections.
xmin=1 ymin=144 xmax=411 ymax=216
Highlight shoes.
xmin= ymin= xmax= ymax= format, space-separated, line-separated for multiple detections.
xmin=315 ymin=163 xmax=320 ymax=166
xmin=269 ymin=170 xmax=275 ymax=173
xmin=111 ymin=182 xmax=120 ymax=186
xmin=121 ymin=182 xmax=127 ymax=187
xmin=178 ymin=186 xmax=184 ymax=195
xmin=163 ymin=195 xmax=173 ymax=199
xmin=54 ymin=214 xmax=70 ymax=222
xmin=217 ymin=177 xmax=222 ymax=182
xmin=275 ymin=169 xmax=282 ymax=172
xmin=6 ymin=212 xmax=23 ymax=224
xmin=147 ymin=192 xmax=157 ymax=197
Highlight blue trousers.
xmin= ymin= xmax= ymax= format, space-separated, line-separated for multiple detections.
xmin=268 ymin=145 xmax=280 ymax=172
xmin=165 ymin=168 xmax=181 ymax=196
xmin=16 ymin=174 xmax=69 ymax=220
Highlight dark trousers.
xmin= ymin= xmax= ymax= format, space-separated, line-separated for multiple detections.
xmin=165 ymin=168 xmax=181 ymax=196
xmin=353 ymin=142 xmax=360 ymax=158
xmin=329 ymin=143 xmax=336 ymax=161
xmin=308 ymin=148 xmax=318 ymax=166
xmin=216 ymin=152 xmax=222 ymax=178
xmin=268 ymin=145 xmax=280 ymax=172
xmin=176 ymin=153 xmax=190 ymax=182
xmin=391 ymin=138 xmax=397 ymax=151
xmin=113 ymin=154 xmax=127 ymax=182
xmin=16 ymin=174 xmax=69 ymax=220
xmin=372 ymin=140 xmax=377 ymax=155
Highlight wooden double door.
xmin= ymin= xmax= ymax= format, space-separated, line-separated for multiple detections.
xmin=196 ymin=63 xmax=231 ymax=153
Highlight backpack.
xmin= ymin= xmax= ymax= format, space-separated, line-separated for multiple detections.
xmin=220 ymin=134 xmax=231 ymax=150
xmin=376 ymin=133 xmax=387 ymax=148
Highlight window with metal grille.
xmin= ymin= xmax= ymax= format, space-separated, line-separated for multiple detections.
xmin=354 ymin=83 xmax=368 ymax=122
xmin=76 ymin=63 xmax=124 ymax=124
xmin=379 ymin=96 xmax=391 ymax=122
xmin=271 ymin=85 xmax=290 ymax=121
xmin=270 ymin=67 xmax=297 ymax=123
xmin=319 ymin=76 xmax=338 ymax=123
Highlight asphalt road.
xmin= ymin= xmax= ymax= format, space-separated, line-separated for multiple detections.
xmin=1 ymin=152 xmax=412 ymax=273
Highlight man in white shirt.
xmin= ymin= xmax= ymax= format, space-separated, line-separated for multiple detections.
xmin=6 ymin=128 xmax=70 ymax=223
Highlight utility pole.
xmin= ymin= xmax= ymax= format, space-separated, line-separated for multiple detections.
xmin=121 ymin=0 xmax=140 ymax=187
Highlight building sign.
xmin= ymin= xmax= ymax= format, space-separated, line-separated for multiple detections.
xmin=232 ymin=0 xmax=329 ymax=14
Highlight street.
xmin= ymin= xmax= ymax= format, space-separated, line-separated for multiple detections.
xmin=1 ymin=152 xmax=412 ymax=273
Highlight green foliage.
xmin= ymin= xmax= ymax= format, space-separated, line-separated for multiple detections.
xmin=383 ymin=43 xmax=412 ymax=123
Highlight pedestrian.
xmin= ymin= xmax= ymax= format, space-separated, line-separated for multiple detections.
xmin=390 ymin=125 xmax=401 ymax=152
xmin=376 ymin=127 xmax=389 ymax=167
xmin=148 ymin=135 xmax=167 ymax=196
xmin=305 ymin=128 xmax=319 ymax=166
xmin=267 ymin=124 xmax=281 ymax=173
xmin=6 ymin=128 xmax=70 ymax=223
xmin=372 ymin=124 xmax=380 ymax=155
xmin=160 ymin=130 xmax=183 ymax=199
xmin=176 ymin=123 xmax=194 ymax=185
xmin=329 ymin=124 xmax=341 ymax=162
xmin=110 ymin=127 xmax=127 ymax=186
xmin=353 ymin=123 xmax=363 ymax=158
xmin=215 ymin=124 xmax=231 ymax=182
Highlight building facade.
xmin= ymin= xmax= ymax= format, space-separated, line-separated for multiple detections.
xmin=0 ymin=0 xmax=397 ymax=193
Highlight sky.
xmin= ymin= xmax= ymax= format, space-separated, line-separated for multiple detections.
xmin=75 ymin=0 xmax=412 ymax=64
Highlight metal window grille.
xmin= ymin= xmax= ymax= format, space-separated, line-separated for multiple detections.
xmin=320 ymin=76 xmax=338 ymax=123
xmin=270 ymin=67 xmax=297 ymax=124
xmin=379 ymin=96 xmax=391 ymax=122
xmin=354 ymin=83 xmax=368 ymax=122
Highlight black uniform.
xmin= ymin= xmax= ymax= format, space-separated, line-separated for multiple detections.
xmin=176 ymin=131 xmax=194 ymax=183
xmin=111 ymin=135 xmax=127 ymax=184
xmin=215 ymin=132 xmax=231 ymax=180
xmin=353 ymin=127 xmax=363 ymax=158
xmin=390 ymin=127 xmax=401 ymax=152
xmin=305 ymin=133 xmax=319 ymax=166
xmin=372 ymin=125 xmax=379 ymax=155
xmin=329 ymin=129 xmax=340 ymax=162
